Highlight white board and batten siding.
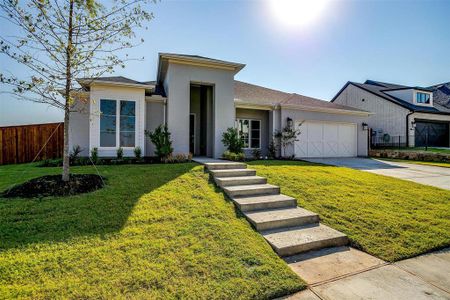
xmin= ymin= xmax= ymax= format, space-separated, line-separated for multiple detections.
xmin=295 ymin=121 xmax=357 ymax=158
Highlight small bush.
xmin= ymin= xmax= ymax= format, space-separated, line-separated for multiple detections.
xmin=222 ymin=127 xmax=244 ymax=154
xmin=145 ymin=124 xmax=173 ymax=160
xmin=91 ymin=147 xmax=99 ymax=164
xmin=117 ymin=147 xmax=124 ymax=160
xmin=69 ymin=145 xmax=83 ymax=164
xmin=38 ymin=158 xmax=63 ymax=167
xmin=252 ymin=148 xmax=261 ymax=160
xmin=223 ymin=151 xmax=245 ymax=161
xmin=268 ymin=140 xmax=277 ymax=159
xmin=134 ymin=146 xmax=142 ymax=159
xmin=163 ymin=153 xmax=192 ymax=163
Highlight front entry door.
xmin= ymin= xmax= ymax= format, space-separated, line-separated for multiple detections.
xmin=189 ymin=113 xmax=195 ymax=154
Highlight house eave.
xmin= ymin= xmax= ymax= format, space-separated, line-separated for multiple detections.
xmin=280 ymin=103 xmax=372 ymax=116
xmin=234 ymin=100 xmax=274 ymax=110
xmin=78 ymin=79 xmax=155 ymax=90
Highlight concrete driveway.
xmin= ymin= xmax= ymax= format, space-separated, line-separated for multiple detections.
xmin=303 ymin=157 xmax=450 ymax=190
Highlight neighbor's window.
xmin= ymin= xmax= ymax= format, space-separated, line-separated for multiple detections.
xmin=120 ymin=101 xmax=136 ymax=147
xmin=100 ymin=99 xmax=136 ymax=147
xmin=416 ymin=92 xmax=430 ymax=104
xmin=237 ymin=119 xmax=261 ymax=149
xmin=100 ymin=99 xmax=117 ymax=147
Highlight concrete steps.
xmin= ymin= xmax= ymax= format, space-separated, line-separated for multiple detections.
xmin=245 ymin=207 xmax=319 ymax=231
xmin=209 ymin=169 xmax=256 ymax=178
xmin=215 ymin=175 xmax=267 ymax=187
xmin=262 ymin=224 xmax=348 ymax=257
xmin=233 ymin=194 xmax=297 ymax=212
xmin=203 ymin=160 xmax=348 ymax=258
xmin=223 ymin=184 xmax=280 ymax=197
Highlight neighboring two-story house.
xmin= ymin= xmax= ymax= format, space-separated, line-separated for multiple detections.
xmin=332 ymin=80 xmax=450 ymax=148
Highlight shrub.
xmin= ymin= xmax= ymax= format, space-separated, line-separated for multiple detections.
xmin=252 ymin=148 xmax=261 ymax=160
xmin=91 ymin=147 xmax=99 ymax=164
xmin=223 ymin=151 xmax=245 ymax=161
xmin=38 ymin=158 xmax=63 ymax=167
xmin=268 ymin=140 xmax=277 ymax=159
xmin=69 ymin=145 xmax=83 ymax=164
xmin=163 ymin=153 xmax=192 ymax=163
xmin=145 ymin=124 xmax=173 ymax=160
xmin=117 ymin=147 xmax=124 ymax=160
xmin=134 ymin=146 xmax=142 ymax=159
xmin=222 ymin=127 xmax=244 ymax=154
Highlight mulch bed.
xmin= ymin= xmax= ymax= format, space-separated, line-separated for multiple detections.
xmin=1 ymin=174 xmax=105 ymax=198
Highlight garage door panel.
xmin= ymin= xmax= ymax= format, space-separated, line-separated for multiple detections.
xmin=295 ymin=121 xmax=356 ymax=158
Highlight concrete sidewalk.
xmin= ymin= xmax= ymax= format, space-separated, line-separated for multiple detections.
xmin=304 ymin=158 xmax=450 ymax=190
xmin=282 ymin=247 xmax=450 ymax=300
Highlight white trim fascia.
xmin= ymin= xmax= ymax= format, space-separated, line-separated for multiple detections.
xmin=79 ymin=80 xmax=154 ymax=89
xmin=234 ymin=99 xmax=274 ymax=110
xmin=280 ymin=103 xmax=372 ymax=116
xmin=145 ymin=95 xmax=166 ymax=103
xmin=160 ymin=54 xmax=246 ymax=72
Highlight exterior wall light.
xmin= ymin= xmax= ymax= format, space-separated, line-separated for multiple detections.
xmin=411 ymin=121 xmax=416 ymax=129
xmin=287 ymin=117 xmax=293 ymax=128
xmin=362 ymin=122 xmax=368 ymax=131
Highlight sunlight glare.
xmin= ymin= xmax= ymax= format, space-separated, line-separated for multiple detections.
xmin=269 ymin=0 xmax=330 ymax=28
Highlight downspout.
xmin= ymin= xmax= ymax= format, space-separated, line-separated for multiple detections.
xmin=406 ymin=111 xmax=414 ymax=147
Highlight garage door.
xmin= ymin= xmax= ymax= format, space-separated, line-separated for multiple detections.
xmin=294 ymin=121 xmax=357 ymax=158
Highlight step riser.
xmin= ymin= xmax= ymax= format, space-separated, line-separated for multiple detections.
xmin=252 ymin=215 xmax=320 ymax=231
xmin=206 ymin=164 xmax=247 ymax=170
xmin=216 ymin=178 xmax=267 ymax=187
xmin=236 ymin=199 xmax=297 ymax=212
xmin=225 ymin=187 xmax=280 ymax=198
xmin=210 ymin=170 xmax=256 ymax=178
xmin=272 ymin=236 xmax=348 ymax=257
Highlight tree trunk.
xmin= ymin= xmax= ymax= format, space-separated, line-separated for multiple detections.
xmin=62 ymin=107 xmax=70 ymax=181
xmin=62 ymin=0 xmax=74 ymax=182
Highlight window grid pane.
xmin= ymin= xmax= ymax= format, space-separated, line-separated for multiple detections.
xmin=100 ymin=100 xmax=117 ymax=147
xmin=120 ymin=101 xmax=136 ymax=147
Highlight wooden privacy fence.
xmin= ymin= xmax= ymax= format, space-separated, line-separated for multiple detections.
xmin=0 ymin=122 xmax=64 ymax=165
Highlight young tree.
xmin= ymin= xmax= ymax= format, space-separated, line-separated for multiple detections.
xmin=0 ymin=0 xmax=154 ymax=181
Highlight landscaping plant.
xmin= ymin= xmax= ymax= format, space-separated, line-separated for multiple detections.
xmin=134 ymin=147 xmax=142 ymax=159
xmin=268 ymin=140 xmax=278 ymax=159
xmin=222 ymin=127 xmax=244 ymax=154
xmin=274 ymin=122 xmax=303 ymax=158
xmin=91 ymin=147 xmax=99 ymax=164
xmin=145 ymin=124 xmax=174 ymax=160
xmin=116 ymin=147 xmax=124 ymax=160
xmin=69 ymin=145 xmax=83 ymax=164
xmin=223 ymin=151 xmax=245 ymax=161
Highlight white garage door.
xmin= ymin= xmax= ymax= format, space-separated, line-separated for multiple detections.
xmin=294 ymin=121 xmax=357 ymax=158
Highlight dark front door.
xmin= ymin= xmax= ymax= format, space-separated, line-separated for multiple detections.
xmin=415 ymin=121 xmax=449 ymax=147
xmin=189 ymin=114 xmax=195 ymax=154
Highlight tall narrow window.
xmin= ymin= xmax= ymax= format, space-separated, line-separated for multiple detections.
xmin=237 ymin=119 xmax=261 ymax=149
xmin=100 ymin=100 xmax=116 ymax=147
xmin=250 ymin=120 xmax=261 ymax=148
xmin=120 ymin=101 xmax=136 ymax=147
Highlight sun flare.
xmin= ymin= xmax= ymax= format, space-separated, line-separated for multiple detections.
xmin=269 ymin=0 xmax=330 ymax=28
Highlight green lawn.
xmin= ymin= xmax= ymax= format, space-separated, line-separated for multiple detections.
xmin=377 ymin=158 xmax=450 ymax=168
xmin=384 ymin=147 xmax=450 ymax=154
xmin=248 ymin=160 xmax=450 ymax=262
xmin=0 ymin=163 xmax=304 ymax=299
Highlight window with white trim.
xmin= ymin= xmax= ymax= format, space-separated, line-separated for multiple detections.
xmin=236 ymin=119 xmax=261 ymax=149
xmin=100 ymin=99 xmax=136 ymax=147
xmin=416 ymin=92 xmax=430 ymax=104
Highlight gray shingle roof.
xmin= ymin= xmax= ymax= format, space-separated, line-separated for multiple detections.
xmin=234 ymin=80 xmax=368 ymax=113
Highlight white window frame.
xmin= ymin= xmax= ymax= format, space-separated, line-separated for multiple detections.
xmin=413 ymin=90 xmax=433 ymax=106
xmin=236 ymin=118 xmax=262 ymax=150
xmin=99 ymin=99 xmax=137 ymax=150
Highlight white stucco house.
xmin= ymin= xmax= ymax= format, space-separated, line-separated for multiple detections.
xmin=70 ymin=53 xmax=371 ymax=159
xmin=332 ymin=80 xmax=450 ymax=148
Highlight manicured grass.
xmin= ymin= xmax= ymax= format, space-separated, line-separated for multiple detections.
xmin=248 ymin=160 xmax=450 ymax=262
xmin=378 ymin=158 xmax=450 ymax=168
xmin=0 ymin=163 xmax=304 ymax=299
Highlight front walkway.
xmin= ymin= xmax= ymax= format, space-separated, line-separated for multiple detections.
xmin=304 ymin=157 xmax=450 ymax=190
xmin=284 ymin=247 xmax=450 ymax=299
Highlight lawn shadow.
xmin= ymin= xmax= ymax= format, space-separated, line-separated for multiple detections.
xmin=0 ymin=163 xmax=196 ymax=250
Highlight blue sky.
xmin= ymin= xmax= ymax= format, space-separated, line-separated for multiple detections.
xmin=1 ymin=0 xmax=450 ymax=126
